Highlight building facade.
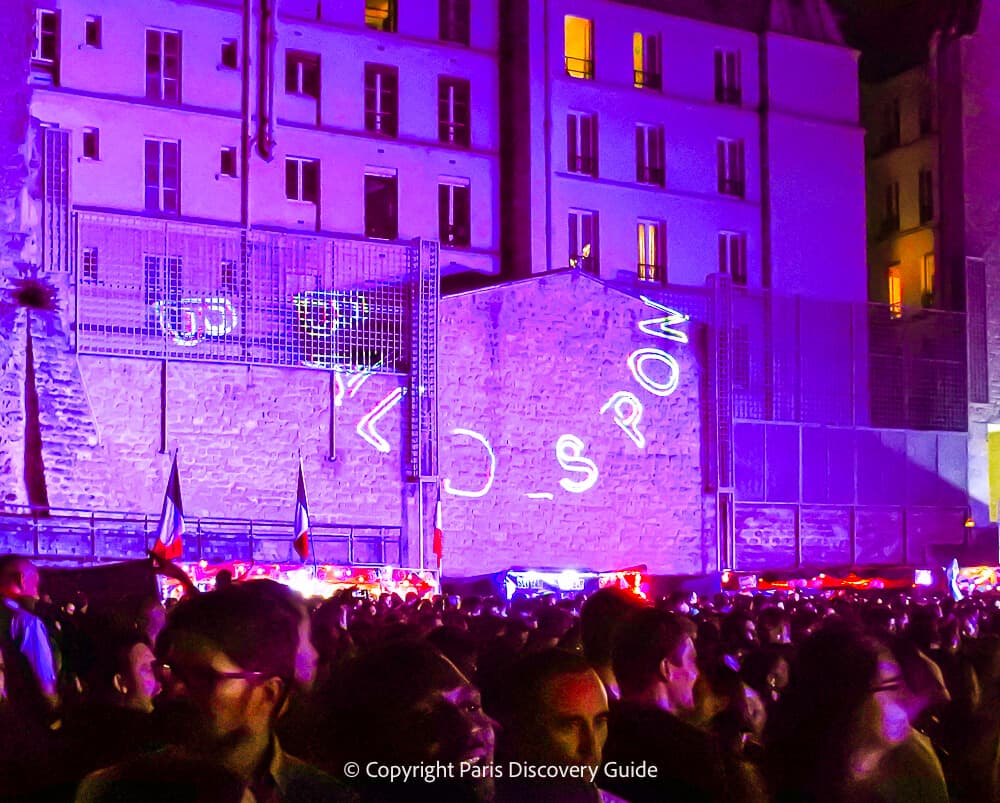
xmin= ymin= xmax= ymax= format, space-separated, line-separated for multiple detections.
xmin=0 ymin=0 xmax=975 ymax=576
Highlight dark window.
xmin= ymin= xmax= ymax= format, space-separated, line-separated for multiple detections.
xmin=717 ymin=138 xmax=745 ymax=197
xmin=714 ymin=49 xmax=741 ymax=105
xmin=439 ymin=182 xmax=470 ymax=247
xmin=146 ymin=29 xmax=181 ymax=103
xmin=719 ymin=232 xmax=747 ymax=285
xmin=439 ymin=0 xmax=470 ymax=45
xmin=221 ymin=39 xmax=238 ymax=70
xmin=567 ymin=113 xmax=597 ymax=177
xmin=633 ymin=33 xmax=661 ymax=90
xmin=438 ymin=77 xmax=470 ymax=147
xmin=81 ymin=247 xmax=98 ymax=283
xmin=364 ymin=64 xmax=398 ymax=137
xmin=220 ymin=146 xmax=237 ymax=177
xmin=285 ymin=50 xmax=320 ymax=99
xmin=85 ymin=16 xmax=101 ymax=48
xmin=365 ymin=173 xmax=398 ymax=240
xmin=144 ymin=139 xmax=179 ymax=214
xmin=919 ymin=169 xmax=934 ymax=224
xmin=366 ymin=0 xmax=396 ymax=32
xmin=568 ymin=210 xmax=598 ymax=274
xmin=285 ymin=157 xmax=320 ymax=203
xmin=883 ymin=182 xmax=900 ymax=234
xmin=82 ymin=128 xmax=99 ymax=160
xmin=32 ymin=10 xmax=59 ymax=83
xmin=636 ymin=124 xmax=664 ymax=186
xmin=881 ymin=99 xmax=901 ymax=152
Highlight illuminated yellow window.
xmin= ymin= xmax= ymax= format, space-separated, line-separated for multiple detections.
xmin=922 ymin=253 xmax=935 ymax=307
xmin=637 ymin=219 xmax=664 ymax=283
xmin=633 ymin=33 xmax=661 ymax=89
xmin=888 ymin=266 xmax=902 ymax=318
xmin=565 ymin=16 xmax=593 ymax=79
xmin=366 ymin=0 xmax=395 ymax=32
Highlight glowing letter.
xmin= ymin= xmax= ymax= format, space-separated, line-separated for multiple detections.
xmin=628 ymin=348 xmax=680 ymax=397
xmin=442 ymin=428 xmax=496 ymax=498
xmin=556 ymin=435 xmax=599 ymax=494
xmin=356 ymin=387 xmax=405 ymax=453
xmin=332 ymin=371 xmax=345 ymax=407
xmin=526 ymin=492 xmax=555 ymax=501
xmin=638 ymin=295 xmax=689 ymax=344
xmin=600 ymin=391 xmax=646 ymax=448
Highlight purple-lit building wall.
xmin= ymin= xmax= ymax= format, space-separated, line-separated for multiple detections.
xmin=0 ymin=0 xmax=980 ymax=575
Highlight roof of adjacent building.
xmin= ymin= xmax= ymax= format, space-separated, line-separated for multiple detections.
xmin=613 ymin=0 xmax=845 ymax=45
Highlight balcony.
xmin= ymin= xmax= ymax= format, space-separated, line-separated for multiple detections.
xmin=568 ymin=155 xmax=597 ymax=177
xmin=633 ymin=69 xmax=661 ymax=90
xmin=637 ymin=262 xmax=664 ymax=284
xmin=715 ymin=85 xmax=741 ymax=105
xmin=719 ymin=178 xmax=745 ymax=198
xmin=565 ymin=56 xmax=594 ymax=80
xmin=637 ymin=165 xmax=665 ymax=187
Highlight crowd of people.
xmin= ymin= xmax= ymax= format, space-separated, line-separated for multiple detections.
xmin=1 ymin=551 xmax=999 ymax=802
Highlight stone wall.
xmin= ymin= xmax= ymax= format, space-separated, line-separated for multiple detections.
xmin=437 ymin=272 xmax=710 ymax=576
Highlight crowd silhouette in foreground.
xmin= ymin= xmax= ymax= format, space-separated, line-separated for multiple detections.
xmin=1 ymin=552 xmax=999 ymax=802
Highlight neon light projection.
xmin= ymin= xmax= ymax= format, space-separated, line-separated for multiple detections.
xmin=294 ymin=291 xmax=371 ymax=368
xmin=600 ymin=391 xmax=646 ymax=449
xmin=153 ymin=297 xmax=238 ymax=346
xmin=638 ymin=296 xmax=690 ymax=344
xmin=442 ymin=428 xmax=497 ymax=498
xmin=627 ymin=348 xmax=681 ymax=397
xmin=556 ymin=434 xmax=599 ymax=494
xmin=355 ymin=387 xmax=405 ymax=453
xmin=526 ymin=492 xmax=555 ymax=501
xmin=332 ymin=372 xmax=346 ymax=407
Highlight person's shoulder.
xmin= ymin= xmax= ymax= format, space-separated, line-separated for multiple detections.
xmin=280 ymin=752 xmax=360 ymax=802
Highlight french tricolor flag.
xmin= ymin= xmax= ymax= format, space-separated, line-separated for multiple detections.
xmin=293 ymin=461 xmax=310 ymax=561
xmin=432 ymin=494 xmax=443 ymax=568
xmin=152 ymin=455 xmax=185 ymax=561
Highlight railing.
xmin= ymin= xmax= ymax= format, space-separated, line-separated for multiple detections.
xmin=718 ymin=178 xmax=745 ymax=198
xmin=715 ymin=85 xmax=741 ymax=105
xmin=0 ymin=504 xmax=402 ymax=566
xmin=565 ymin=56 xmax=594 ymax=79
xmin=568 ymin=155 xmax=597 ymax=176
xmin=637 ymin=165 xmax=665 ymax=186
xmin=633 ymin=69 xmax=661 ymax=90
xmin=637 ymin=262 xmax=665 ymax=284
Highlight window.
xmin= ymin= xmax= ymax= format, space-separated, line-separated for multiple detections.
xmin=439 ymin=0 xmax=470 ymax=45
xmin=220 ymin=146 xmax=237 ymax=178
xmin=144 ymin=139 xmax=180 ymax=214
xmin=32 ymin=9 xmax=59 ymax=82
xmin=719 ymin=231 xmax=747 ymax=285
xmin=146 ymin=29 xmax=181 ymax=103
xmin=564 ymin=16 xmax=593 ymax=79
xmin=285 ymin=157 xmax=319 ymax=203
xmin=81 ymin=247 xmax=98 ymax=284
xmin=82 ymin=127 xmax=99 ymax=160
xmin=568 ymin=210 xmax=598 ymax=274
xmin=637 ymin=219 xmax=665 ymax=283
xmin=364 ymin=64 xmax=398 ymax=136
xmin=221 ymin=39 xmax=238 ymax=70
xmin=919 ymin=169 xmax=934 ymax=224
xmin=883 ymin=181 xmax=900 ymax=234
xmin=365 ymin=172 xmax=398 ymax=240
xmin=567 ymin=112 xmax=597 ymax=177
xmin=633 ymin=33 xmax=661 ymax=90
xmin=143 ymin=255 xmax=183 ymax=307
xmin=438 ymin=77 xmax=470 ymax=147
xmin=714 ymin=49 xmax=740 ymax=105
xmin=881 ymin=99 xmax=901 ymax=152
xmin=84 ymin=15 xmax=101 ymax=48
xmin=888 ymin=265 xmax=902 ymax=318
xmin=636 ymin=124 xmax=664 ymax=186
xmin=922 ymin=252 xmax=935 ymax=307
xmin=439 ymin=180 xmax=470 ymax=247
xmin=366 ymin=0 xmax=396 ymax=32
xmin=919 ymin=89 xmax=933 ymax=136
xmin=285 ymin=51 xmax=320 ymax=99
xmin=221 ymin=259 xmax=239 ymax=295
xmin=717 ymin=138 xmax=745 ymax=197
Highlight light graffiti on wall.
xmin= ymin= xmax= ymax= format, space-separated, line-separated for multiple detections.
xmin=627 ymin=348 xmax=681 ymax=397
xmin=637 ymin=296 xmax=690 ymax=344
xmin=600 ymin=391 xmax=646 ymax=449
xmin=355 ymin=387 xmax=405 ymax=453
xmin=293 ymin=292 xmax=369 ymax=338
xmin=442 ymin=428 xmax=497 ymax=498
xmin=556 ymin=434 xmax=600 ymax=493
xmin=332 ymin=372 xmax=346 ymax=407
xmin=153 ymin=297 xmax=239 ymax=346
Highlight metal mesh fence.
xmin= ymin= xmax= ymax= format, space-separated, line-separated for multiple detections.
xmin=730 ymin=288 xmax=966 ymax=431
xmin=75 ymin=212 xmax=418 ymax=374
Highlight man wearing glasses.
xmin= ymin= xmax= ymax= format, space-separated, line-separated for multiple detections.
xmin=77 ymin=584 xmax=354 ymax=802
